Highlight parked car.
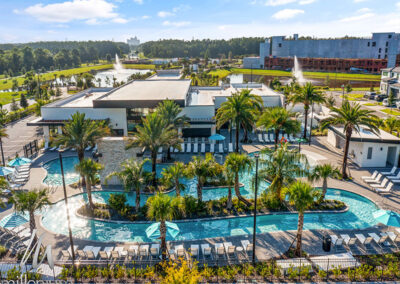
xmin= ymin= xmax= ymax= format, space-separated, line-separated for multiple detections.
xmin=396 ymin=101 xmax=400 ymax=109
xmin=383 ymin=98 xmax=397 ymax=107
xmin=364 ymin=92 xmax=377 ymax=100
xmin=375 ymin=94 xmax=388 ymax=102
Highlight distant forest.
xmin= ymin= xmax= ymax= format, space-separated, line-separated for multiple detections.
xmin=0 ymin=41 xmax=130 ymax=77
xmin=140 ymin=38 xmax=264 ymax=58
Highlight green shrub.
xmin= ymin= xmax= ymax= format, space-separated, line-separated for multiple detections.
xmin=0 ymin=245 xmax=7 ymax=257
xmin=108 ymin=193 xmax=127 ymax=212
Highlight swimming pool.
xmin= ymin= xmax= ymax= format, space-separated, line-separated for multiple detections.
xmin=40 ymin=188 xmax=380 ymax=243
xmin=43 ymin=156 xmax=81 ymax=186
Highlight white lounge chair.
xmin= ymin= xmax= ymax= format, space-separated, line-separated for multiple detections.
xmin=382 ymin=166 xmax=397 ymax=176
xmin=258 ymin=134 xmax=264 ymax=143
xmin=369 ymin=232 xmax=390 ymax=248
xmin=201 ymin=143 xmax=205 ymax=153
xmin=49 ymin=146 xmax=57 ymax=151
xmin=190 ymin=244 xmax=199 ymax=259
xmin=387 ymin=171 xmax=400 ymax=180
xmin=228 ymin=143 xmax=233 ymax=152
xmin=193 ymin=143 xmax=198 ymax=153
xmin=186 ymin=143 xmax=191 ymax=153
xmin=264 ymin=134 xmax=270 ymax=143
xmin=362 ymin=171 xmax=378 ymax=181
xmin=158 ymin=147 xmax=163 ymax=153
xmin=210 ymin=143 xmax=215 ymax=153
xmin=364 ymin=173 xmax=383 ymax=184
xmin=180 ymin=143 xmax=185 ymax=153
xmin=218 ymin=143 xmax=224 ymax=153
xmin=85 ymin=145 xmax=93 ymax=151
xmin=375 ymin=182 xmax=393 ymax=193
xmin=290 ymin=134 xmax=297 ymax=143
xmin=269 ymin=133 xmax=274 ymax=142
xmin=370 ymin=178 xmax=389 ymax=189
xmin=355 ymin=234 xmax=375 ymax=253
xmin=201 ymin=244 xmax=212 ymax=259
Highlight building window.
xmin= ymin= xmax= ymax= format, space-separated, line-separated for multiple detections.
xmin=372 ymin=42 xmax=376 ymax=47
xmin=367 ymin=42 xmax=370 ymax=47
xmin=378 ymin=55 xmax=381 ymax=59
xmin=386 ymin=42 xmax=389 ymax=47
xmin=278 ymin=43 xmax=282 ymax=47
xmin=385 ymin=48 xmax=388 ymax=53
xmin=367 ymin=147 xmax=373 ymax=159
xmin=379 ymin=48 xmax=382 ymax=53
xmin=389 ymin=35 xmax=392 ymax=39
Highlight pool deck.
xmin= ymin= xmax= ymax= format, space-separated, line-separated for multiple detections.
xmin=2 ymin=135 xmax=400 ymax=262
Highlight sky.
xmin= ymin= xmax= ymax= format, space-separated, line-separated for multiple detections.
xmin=1 ymin=0 xmax=400 ymax=43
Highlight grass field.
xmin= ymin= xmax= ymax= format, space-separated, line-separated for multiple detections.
xmin=0 ymin=91 xmax=27 ymax=105
xmin=381 ymin=108 xmax=400 ymax=116
xmin=209 ymin=68 xmax=381 ymax=82
xmin=0 ymin=63 xmax=155 ymax=91
xmin=363 ymin=102 xmax=379 ymax=106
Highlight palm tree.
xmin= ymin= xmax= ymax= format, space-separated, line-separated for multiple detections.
xmin=384 ymin=116 xmax=399 ymax=135
xmin=0 ymin=177 xmax=9 ymax=208
xmin=284 ymin=181 xmax=320 ymax=257
xmin=155 ymin=100 xmax=189 ymax=160
xmin=282 ymin=84 xmax=294 ymax=109
xmin=56 ymin=112 xmax=110 ymax=162
xmin=9 ymin=188 xmax=51 ymax=239
xmin=290 ymin=82 xmax=326 ymax=139
xmin=320 ymin=101 xmax=379 ymax=179
xmin=161 ymin=162 xmax=187 ymax=197
xmin=257 ymin=107 xmax=301 ymax=148
xmin=240 ymin=89 xmax=263 ymax=142
xmin=259 ymin=143 xmax=308 ymax=202
xmin=186 ymin=153 xmax=219 ymax=202
xmin=224 ymin=153 xmax=253 ymax=206
xmin=127 ymin=112 xmax=180 ymax=187
xmin=106 ymin=158 xmax=150 ymax=212
xmin=75 ymin=158 xmax=103 ymax=211
xmin=147 ymin=193 xmax=180 ymax=260
xmin=216 ymin=90 xmax=261 ymax=152
xmin=0 ymin=126 xmax=8 ymax=166
xmin=308 ymin=164 xmax=340 ymax=202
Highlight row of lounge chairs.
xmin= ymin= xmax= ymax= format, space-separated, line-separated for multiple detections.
xmin=330 ymin=230 xmax=400 ymax=254
xmin=0 ymin=225 xmax=32 ymax=255
xmin=60 ymin=240 xmax=254 ymax=264
xmin=9 ymin=164 xmax=30 ymax=185
xmin=163 ymin=142 xmax=234 ymax=154
xmin=46 ymin=145 xmax=97 ymax=153
xmin=361 ymin=167 xmax=400 ymax=193
xmin=258 ymin=133 xmax=297 ymax=144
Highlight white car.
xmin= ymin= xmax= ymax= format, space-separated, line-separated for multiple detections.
xmin=383 ymin=98 xmax=397 ymax=107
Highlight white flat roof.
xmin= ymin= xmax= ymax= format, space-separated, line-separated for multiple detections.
xmin=63 ymin=92 xmax=108 ymax=107
xmin=331 ymin=126 xmax=400 ymax=142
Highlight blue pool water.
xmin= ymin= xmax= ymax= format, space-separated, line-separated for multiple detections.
xmin=40 ymin=188 xmax=380 ymax=243
xmin=43 ymin=156 xmax=80 ymax=186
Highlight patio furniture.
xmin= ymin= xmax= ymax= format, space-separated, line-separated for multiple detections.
xmin=128 ymin=245 xmax=139 ymax=259
xmin=104 ymin=247 xmax=113 ymax=258
xmin=269 ymin=133 xmax=274 ymax=142
xmin=330 ymin=235 xmax=346 ymax=253
xmin=382 ymin=166 xmax=398 ymax=176
xmin=210 ymin=143 xmax=215 ymax=153
xmin=158 ymin=147 xmax=163 ymax=153
xmin=60 ymin=250 xmax=71 ymax=261
xmin=241 ymin=240 xmax=253 ymax=258
xmin=369 ymin=232 xmax=390 ymax=248
xmin=175 ymin=245 xmax=185 ymax=259
xmin=150 ymin=244 xmax=160 ymax=260
xmin=180 ymin=143 xmax=185 ymax=153
xmin=228 ymin=143 xmax=233 ymax=153
xmin=362 ymin=171 xmax=378 ymax=181
xmin=201 ymin=143 xmax=205 ymax=153
xmin=355 ymin=234 xmax=375 ymax=253
xmin=258 ymin=134 xmax=264 ymax=143
xmin=186 ymin=143 xmax=191 ymax=153
xmin=76 ymin=249 xmax=87 ymax=260
xmin=190 ymin=244 xmax=199 ymax=259
xmin=49 ymin=147 xmax=57 ymax=151
xmin=370 ymin=178 xmax=389 ymax=189
xmin=98 ymin=250 xmax=109 ymax=262
xmin=385 ymin=231 xmax=400 ymax=247
xmin=85 ymin=145 xmax=93 ymax=151
xmin=193 ymin=143 xmax=198 ymax=153
xmin=364 ymin=173 xmax=382 ymax=184
xmin=264 ymin=133 xmax=270 ymax=143
xmin=218 ymin=143 xmax=224 ymax=153
xmin=375 ymin=182 xmax=393 ymax=193
xmin=215 ymin=243 xmax=225 ymax=260
xmin=139 ymin=245 xmax=149 ymax=260
xmin=201 ymin=244 xmax=212 ymax=259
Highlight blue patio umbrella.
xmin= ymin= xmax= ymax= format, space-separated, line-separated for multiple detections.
xmin=373 ymin=210 xmax=400 ymax=227
xmin=145 ymin=221 xmax=180 ymax=239
xmin=8 ymin=157 xmax=31 ymax=167
xmin=0 ymin=213 xmax=28 ymax=228
xmin=0 ymin=167 xmax=15 ymax=176
xmin=209 ymin=134 xmax=226 ymax=141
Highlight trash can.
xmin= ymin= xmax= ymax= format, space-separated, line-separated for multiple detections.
xmin=322 ymin=235 xmax=331 ymax=252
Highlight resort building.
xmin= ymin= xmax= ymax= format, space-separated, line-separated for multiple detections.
xmin=28 ymin=72 xmax=284 ymax=147
xmin=327 ymin=126 xmax=400 ymax=168
xmin=245 ymin=32 xmax=400 ymax=72
xmin=380 ymin=66 xmax=400 ymax=97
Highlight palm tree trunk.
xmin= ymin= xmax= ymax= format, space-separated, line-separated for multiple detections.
xmin=86 ymin=178 xmax=94 ymax=211
xmin=29 ymin=211 xmax=38 ymax=243
xmin=303 ymin=106 xmax=309 ymax=139
xmin=319 ymin=178 xmax=328 ymax=202
xmin=77 ymin=149 xmax=87 ymax=186
xmin=151 ymin=151 xmax=157 ymax=187
xmin=167 ymin=147 xmax=171 ymax=160
xmin=274 ymin=129 xmax=279 ymax=149
xmin=135 ymin=187 xmax=140 ymax=212
xmin=227 ymin=186 xmax=232 ymax=210
xmin=234 ymin=173 xmax=250 ymax=206
xmin=235 ymin=121 xmax=240 ymax=153
xmin=160 ymin=220 xmax=167 ymax=260
xmin=197 ymin=182 xmax=203 ymax=203
xmin=175 ymin=179 xmax=180 ymax=196
xmin=295 ymin=211 xmax=304 ymax=257
xmin=342 ymin=128 xmax=352 ymax=179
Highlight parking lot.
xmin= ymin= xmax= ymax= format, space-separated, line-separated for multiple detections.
xmin=2 ymin=115 xmax=42 ymax=164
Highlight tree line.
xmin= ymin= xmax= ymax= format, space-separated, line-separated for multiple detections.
xmin=139 ymin=37 xmax=264 ymax=58
xmin=0 ymin=41 xmax=130 ymax=77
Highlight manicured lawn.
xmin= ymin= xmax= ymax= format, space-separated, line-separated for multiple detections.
xmin=341 ymin=93 xmax=365 ymax=101
xmin=363 ymin=102 xmax=379 ymax=106
xmin=0 ymin=91 xmax=27 ymax=105
xmin=381 ymin=108 xmax=400 ymax=116
xmin=209 ymin=68 xmax=381 ymax=82
xmin=123 ymin=64 xmax=155 ymax=70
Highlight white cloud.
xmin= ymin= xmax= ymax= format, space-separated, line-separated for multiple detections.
xmin=158 ymin=11 xmax=174 ymax=18
xmin=354 ymin=0 xmax=368 ymax=2
xmin=133 ymin=0 xmax=143 ymax=4
xmin=272 ymin=8 xmax=304 ymax=19
xmin=340 ymin=12 xmax=374 ymax=22
xmin=19 ymin=0 xmax=122 ymax=24
xmin=298 ymin=0 xmax=316 ymax=4
xmin=112 ymin=17 xmax=129 ymax=24
xmin=162 ymin=21 xmax=190 ymax=27
xmin=265 ymin=0 xmax=296 ymax=6
xmin=357 ymin=7 xmax=371 ymax=13
xmin=141 ymin=15 xmax=150 ymax=19
xmin=397 ymin=1 xmax=400 ymax=9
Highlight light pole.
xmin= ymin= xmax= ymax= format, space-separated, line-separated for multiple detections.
xmin=59 ymin=151 xmax=76 ymax=268
xmin=252 ymin=153 xmax=259 ymax=265
xmin=0 ymin=138 xmax=4 ymax=166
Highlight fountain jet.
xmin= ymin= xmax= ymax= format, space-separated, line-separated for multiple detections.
xmin=292 ymin=56 xmax=306 ymax=85
xmin=114 ymin=54 xmax=124 ymax=73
